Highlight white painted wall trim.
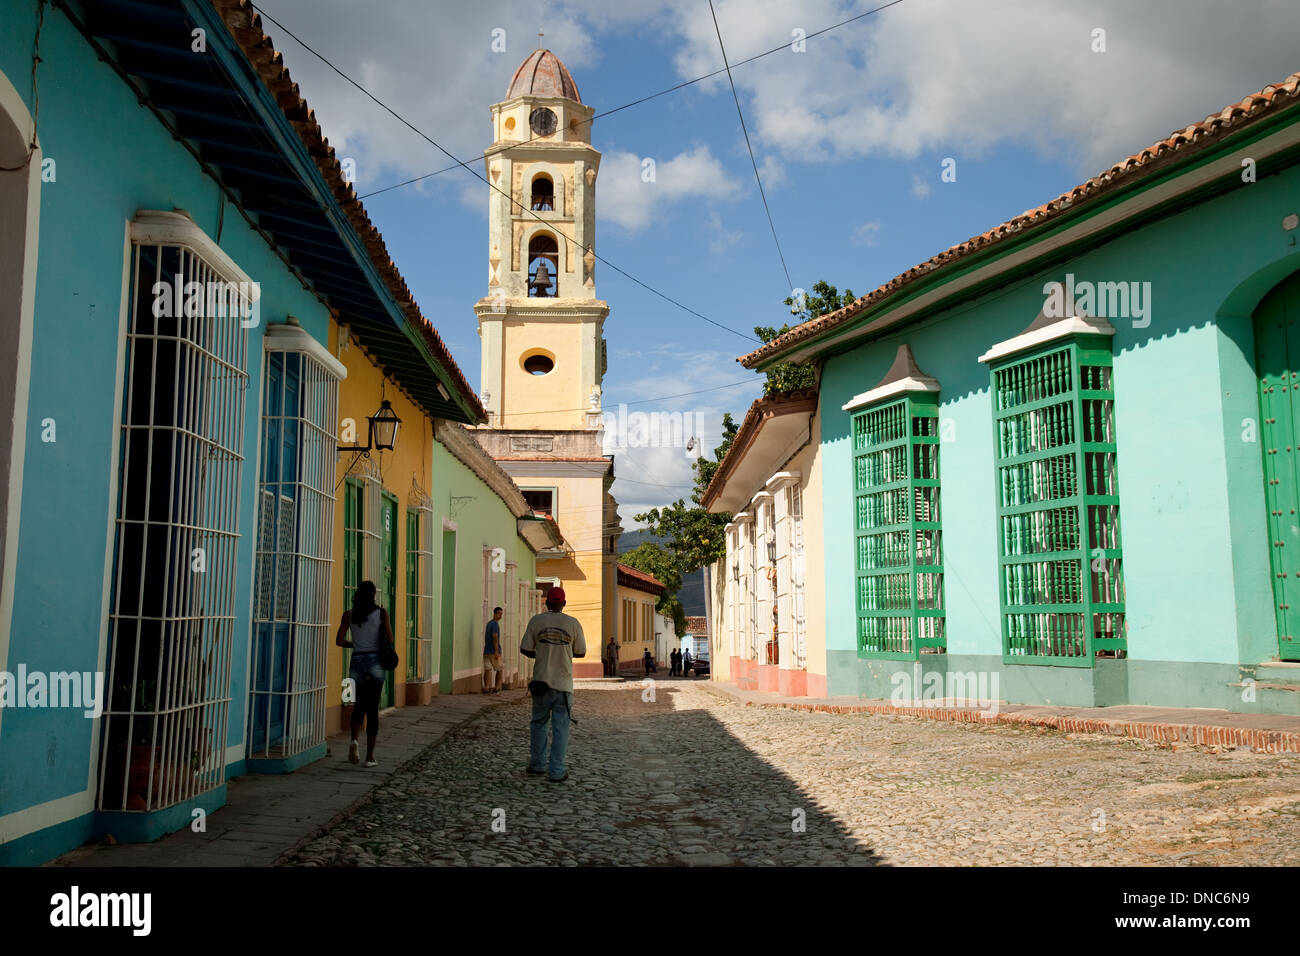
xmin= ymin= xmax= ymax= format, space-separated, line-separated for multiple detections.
xmin=0 ymin=65 xmax=40 ymax=742
xmin=842 ymin=375 xmax=940 ymax=411
xmin=129 ymin=209 xmax=259 ymax=293
xmin=263 ymin=321 xmax=347 ymax=380
xmin=978 ymin=313 xmax=1117 ymax=365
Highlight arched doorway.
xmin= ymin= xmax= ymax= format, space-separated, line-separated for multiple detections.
xmin=1253 ymin=268 xmax=1300 ymax=661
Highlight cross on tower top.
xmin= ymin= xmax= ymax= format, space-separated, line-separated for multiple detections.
xmin=537 ymin=30 xmax=544 ymax=49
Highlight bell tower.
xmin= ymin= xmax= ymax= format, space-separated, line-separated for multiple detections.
xmin=473 ymin=49 xmax=620 ymax=677
xmin=475 ymin=48 xmax=608 ymax=431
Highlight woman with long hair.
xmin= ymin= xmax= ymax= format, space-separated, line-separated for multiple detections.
xmin=334 ymin=580 xmax=394 ymax=767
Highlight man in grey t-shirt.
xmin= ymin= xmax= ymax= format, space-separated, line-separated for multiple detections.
xmin=520 ymin=586 xmax=586 ymax=782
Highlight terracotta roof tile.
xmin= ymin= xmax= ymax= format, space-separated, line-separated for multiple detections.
xmin=617 ymin=562 xmax=666 ymax=594
xmin=740 ymin=70 xmax=1300 ymax=368
xmin=506 ymin=49 xmax=582 ymax=103
xmin=700 ymin=388 xmax=818 ymax=510
xmin=684 ymin=615 xmax=709 ymax=636
xmin=211 ymin=0 xmax=486 ymax=422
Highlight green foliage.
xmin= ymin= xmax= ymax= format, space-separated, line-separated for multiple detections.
xmin=618 ymin=542 xmax=689 ymax=635
xmin=759 ymin=279 xmax=857 ymax=397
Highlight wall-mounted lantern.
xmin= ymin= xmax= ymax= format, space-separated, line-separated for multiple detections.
xmin=339 ymin=399 xmax=402 ymax=456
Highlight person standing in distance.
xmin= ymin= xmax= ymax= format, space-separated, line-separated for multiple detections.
xmin=520 ymin=586 xmax=585 ymax=782
xmin=483 ymin=606 xmax=503 ymax=694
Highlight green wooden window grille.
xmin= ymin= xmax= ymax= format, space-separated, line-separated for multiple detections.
xmin=853 ymin=393 xmax=945 ymax=659
xmin=990 ymin=338 xmax=1126 ymax=666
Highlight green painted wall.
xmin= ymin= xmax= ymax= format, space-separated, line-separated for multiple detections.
xmin=430 ymin=439 xmax=538 ymax=688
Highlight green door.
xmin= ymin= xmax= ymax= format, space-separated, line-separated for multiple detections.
xmin=439 ymin=529 xmax=457 ymax=694
xmin=1255 ymin=269 xmax=1300 ymax=662
xmin=380 ymin=492 xmax=398 ymax=707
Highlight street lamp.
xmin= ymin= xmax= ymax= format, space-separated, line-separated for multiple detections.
xmin=338 ymin=399 xmax=402 ymax=456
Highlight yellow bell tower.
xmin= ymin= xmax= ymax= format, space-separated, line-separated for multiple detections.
xmin=473 ymin=49 xmax=620 ymax=675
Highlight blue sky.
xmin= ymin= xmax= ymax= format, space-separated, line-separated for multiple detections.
xmin=253 ymin=0 xmax=1299 ymax=519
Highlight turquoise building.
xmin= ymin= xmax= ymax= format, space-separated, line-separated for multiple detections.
xmin=743 ymin=71 xmax=1300 ymax=716
xmin=0 ymin=0 xmax=487 ymax=864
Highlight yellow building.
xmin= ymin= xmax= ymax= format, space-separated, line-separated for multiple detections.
xmin=615 ymin=564 xmax=666 ymax=674
xmin=472 ymin=49 xmax=621 ymax=676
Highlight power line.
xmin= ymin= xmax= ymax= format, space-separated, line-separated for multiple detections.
xmin=357 ymin=0 xmax=908 ymax=200
xmin=250 ymin=4 xmax=759 ymax=344
xmin=708 ymin=0 xmax=792 ymax=292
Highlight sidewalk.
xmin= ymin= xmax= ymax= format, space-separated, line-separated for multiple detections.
xmin=48 ymin=690 xmax=526 ymax=867
xmin=698 ymin=681 xmax=1300 ymax=754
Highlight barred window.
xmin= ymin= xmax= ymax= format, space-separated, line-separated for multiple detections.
xmin=852 ymin=393 xmax=946 ymax=659
xmin=99 ymin=214 xmax=251 ymax=812
xmin=249 ymin=332 xmax=343 ymax=761
xmin=989 ymin=339 xmax=1126 ymax=664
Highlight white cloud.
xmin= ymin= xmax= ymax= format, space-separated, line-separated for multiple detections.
xmin=598 ymin=146 xmax=741 ymax=231
xmin=667 ymin=0 xmax=1300 ymax=173
xmin=851 ymin=220 xmax=881 ymax=246
xmin=911 ymin=174 xmax=932 ymax=199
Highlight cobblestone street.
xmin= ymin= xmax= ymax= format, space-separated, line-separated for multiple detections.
xmin=283 ymin=681 xmax=1300 ymax=867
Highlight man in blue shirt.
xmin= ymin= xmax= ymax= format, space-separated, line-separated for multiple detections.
xmin=482 ymin=606 xmax=503 ymax=694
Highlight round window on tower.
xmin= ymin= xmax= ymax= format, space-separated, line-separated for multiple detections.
xmin=521 ymin=349 xmax=556 ymax=376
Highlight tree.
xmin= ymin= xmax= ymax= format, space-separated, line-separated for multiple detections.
xmin=634 ymin=413 xmax=739 ymax=574
xmin=618 ymin=542 xmax=688 ymax=635
xmin=757 ymin=279 xmax=857 ymax=396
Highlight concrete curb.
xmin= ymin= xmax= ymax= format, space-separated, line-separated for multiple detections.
xmin=696 ymin=682 xmax=1300 ymax=755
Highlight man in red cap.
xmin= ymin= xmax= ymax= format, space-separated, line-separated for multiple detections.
xmin=520 ymin=585 xmax=586 ymax=782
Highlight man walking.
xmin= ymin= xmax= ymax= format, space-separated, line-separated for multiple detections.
xmin=604 ymin=637 xmax=618 ymax=677
xmin=521 ymin=587 xmax=585 ymax=782
xmin=482 ymin=606 xmax=503 ymax=694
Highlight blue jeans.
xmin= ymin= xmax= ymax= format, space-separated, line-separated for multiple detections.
xmin=529 ymin=688 xmax=571 ymax=778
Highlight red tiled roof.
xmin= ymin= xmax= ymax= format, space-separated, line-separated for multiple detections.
xmin=741 ymin=70 xmax=1300 ymax=368
xmin=212 ymin=0 xmax=486 ymax=422
xmin=684 ymin=615 xmax=709 ymax=636
xmin=617 ymin=563 xmax=666 ymax=595
xmin=699 ymin=388 xmax=818 ymax=510
xmin=506 ymin=49 xmax=582 ymax=103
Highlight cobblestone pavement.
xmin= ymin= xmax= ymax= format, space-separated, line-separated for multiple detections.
xmin=283 ymin=681 xmax=1300 ymax=866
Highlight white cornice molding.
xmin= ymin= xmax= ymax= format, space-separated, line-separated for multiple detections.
xmin=749 ymin=490 xmax=774 ymax=508
xmin=842 ymin=374 xmax=939 ymax=412
xmin=130 ymin=210 xmax=258 ymax=294
xmin=733 ymin=511 xmax=753 ymax=523
xmin=263 ymin=322 xmax=346 ymax=380
xmin=764 ymin=471 xmax=802 ymax=491
xmin=474 ymin=299 xmax=609 ymax=321
xmin=978 ymin=313 xmax=1117 ymax=364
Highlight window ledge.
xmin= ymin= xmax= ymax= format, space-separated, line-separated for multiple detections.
xmin=978 ymin=313 xmax=1116 ymax=365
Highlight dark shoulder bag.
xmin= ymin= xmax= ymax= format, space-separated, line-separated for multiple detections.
xmin=377 ymin=609 xmax=399 ymax=671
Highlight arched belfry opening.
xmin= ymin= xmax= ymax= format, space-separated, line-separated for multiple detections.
xmin=527 ymin=233 xmax=558 ymax=297
xmin=530 ymin=174 xmax=554 ymax=211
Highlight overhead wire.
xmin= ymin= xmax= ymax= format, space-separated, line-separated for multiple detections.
xmin=250 ymin=3 xmax=759 ymax=344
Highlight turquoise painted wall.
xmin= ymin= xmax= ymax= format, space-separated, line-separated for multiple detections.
xmin=820 ymin=158 xmax=1300 ymax=704
xmin=0 ymin=3 xmax=334 ymax=829
xmin=431 ymin=439 xmax=538 ymax=682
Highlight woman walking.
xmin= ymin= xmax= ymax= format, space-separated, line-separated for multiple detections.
xmin=335 ymin=581 xmax=394 ymax=767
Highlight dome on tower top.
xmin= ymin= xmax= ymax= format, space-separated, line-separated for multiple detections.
xmin=506 ymin=49 xmax=582 ymax=103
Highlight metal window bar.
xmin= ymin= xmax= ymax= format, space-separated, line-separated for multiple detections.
xmin=853 ymin=394 xmax=947 ymax=660
xmin=99 ymin=240 xmax=249 ymax=813
xmin=405 ymin=482 xmax=435 ymax=684
xmin=341 ymin=459 xmax=382 ymax=680
xmin=248 ymin=349 xmax=339 ymax=761
xmin=788 ymin=484 xmax=808 ymax=670
xmin=991 ymin=342 xmax=1126 ymax=665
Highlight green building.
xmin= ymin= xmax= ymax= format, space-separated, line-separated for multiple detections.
xmin=743 ymin=71 xmax=1300 ymax=716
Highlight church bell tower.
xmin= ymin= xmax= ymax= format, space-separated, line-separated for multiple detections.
xmin=473 ymin=49 xmax=620 ymax=676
